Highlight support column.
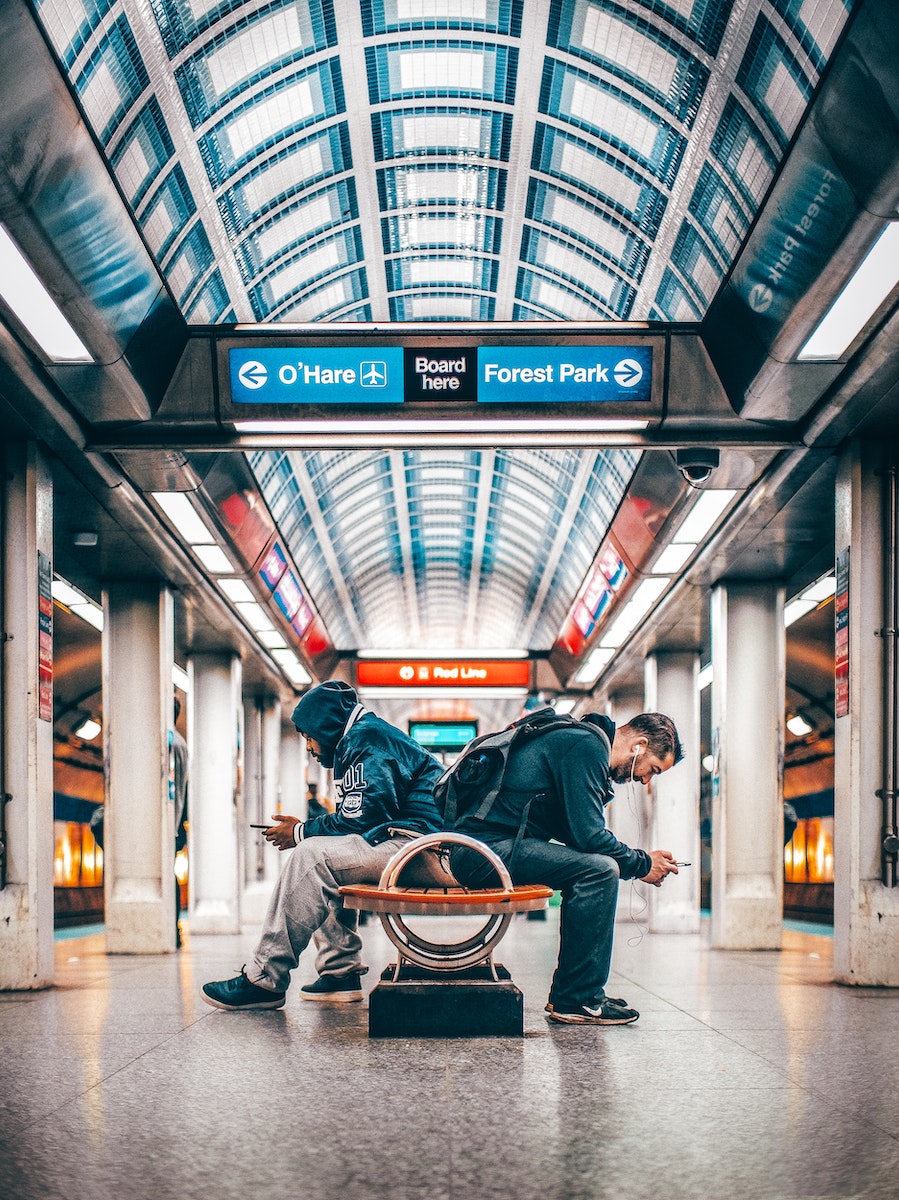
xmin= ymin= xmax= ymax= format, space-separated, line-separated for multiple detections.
xmin=833 ymin=440 xmax=899 ymax=985
xmin=644 ymin=652 xmax=701 ymax=932
xmin=188 ymin=653 xmax=242 ymax=934
xmin=0 ymin=442 xmax=54 ymax=989
xmin=102 ymin=582 xmax=175 ymax=953
xmin=606 ymin=688 xmax=649 ymax=920
xmin=241 ymin=695 xmax=281 ymax=926
xmin=279 ymin=721 xmax=306 ymax=818
xmin=710 ymin=582 xmax=785 ymax=949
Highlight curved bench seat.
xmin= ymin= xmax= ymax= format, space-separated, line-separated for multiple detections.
xmin=339 ymin=882 xmax=553 ymax=917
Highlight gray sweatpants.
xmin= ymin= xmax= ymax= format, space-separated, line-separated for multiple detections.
xmin=247 ymin=832 xmax=414 ymax=992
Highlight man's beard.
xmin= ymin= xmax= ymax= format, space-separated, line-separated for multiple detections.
xmin=609 ymin=763 xmax=633 ymax=784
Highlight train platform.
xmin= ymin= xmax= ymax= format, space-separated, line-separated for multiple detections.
xmin=1 ymin=909 xmax=897 ymax=1200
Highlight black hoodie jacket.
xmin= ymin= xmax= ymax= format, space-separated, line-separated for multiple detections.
xmin=291 ymin=681 xmax=443 ymax=845
xmin=455 ymin=712 xmax=651 ymax=879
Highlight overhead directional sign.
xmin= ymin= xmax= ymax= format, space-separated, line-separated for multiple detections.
xmin=230 ymin=347 xmax=406 ymax=403
xmin=226 ymin=341 xmax=657 ymax=410
xmin=357 ymin=660 xmax=530 ymax=687
xmin=477 ymin=345 xmax=652 ymax=403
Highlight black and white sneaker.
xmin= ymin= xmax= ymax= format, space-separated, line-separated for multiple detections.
xmin=201 ymin=971 xmax=285 ymax=1011
xmin=545 ymin=995 xmax=630 ymax=1015
xmin=547 ymin=998 xmax=639 ymax=1025
xmin=300 ymin=973 xmax=363 ymax=1002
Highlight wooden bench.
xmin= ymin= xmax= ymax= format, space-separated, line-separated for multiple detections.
xmin=339 ymin=832 xmax=553 ymax=1037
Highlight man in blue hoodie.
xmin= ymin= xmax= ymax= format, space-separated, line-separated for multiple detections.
xmin=201 ymin=680 xmax=444 ymax=1011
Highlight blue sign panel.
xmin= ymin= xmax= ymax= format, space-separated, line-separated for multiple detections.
xmin=477 ymin=345 xmax=652 ymax=403
xmin=731 ymin=142 xmax=857 ymax=343
xmin=229 ymin=347 xmax=405 ymax=404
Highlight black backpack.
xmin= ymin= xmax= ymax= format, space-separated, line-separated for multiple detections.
xmin=434 ymin=707 xmax=606 ymax=830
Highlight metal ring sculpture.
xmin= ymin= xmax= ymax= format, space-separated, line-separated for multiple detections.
xmin=375 ymin=832 xmax=516 ymax=973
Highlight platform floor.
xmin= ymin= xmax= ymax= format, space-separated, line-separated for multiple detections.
xmin=1 ymin=908 xmax=897 ymax=1200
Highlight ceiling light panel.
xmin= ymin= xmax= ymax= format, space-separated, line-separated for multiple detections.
xmin=32 ymin=0 xmax=854 ymax=325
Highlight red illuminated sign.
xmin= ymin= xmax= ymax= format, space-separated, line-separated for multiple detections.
xmin=356 ymin=660 xmax=530 ymax=687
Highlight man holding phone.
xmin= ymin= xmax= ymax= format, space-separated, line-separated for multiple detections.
xmin=202 ymin=680 xmax=444 ymax=1011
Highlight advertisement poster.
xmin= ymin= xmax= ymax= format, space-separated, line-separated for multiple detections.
xmin=834 ymin=548 xmax=849 ymax=718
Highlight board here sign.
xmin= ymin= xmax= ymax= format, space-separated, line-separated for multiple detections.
xmin=228 ymin=344 xmax=654 ymax=406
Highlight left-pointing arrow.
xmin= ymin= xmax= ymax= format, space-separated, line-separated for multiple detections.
xmin=238 ymin=361 xmax=268 ymax=389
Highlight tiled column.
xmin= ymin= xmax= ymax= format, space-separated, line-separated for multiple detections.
xmin=833 ymin=440 xmax=899 ymax=986
xmin=645 ymin=651 xmax=701 ymax=932
xmin=188 ymin=653 xmax=242 ymax=934
xmin=710 ymin=581 xmax=785 ymax=949
xmin=0 ymin=442 xmax=55 ymax=989
xmin=102 ymin=582 xmax=176 ymax=953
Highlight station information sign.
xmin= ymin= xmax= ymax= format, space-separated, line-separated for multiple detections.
xmin=227 ymin=343 xmax=655 ymax=409
xmin=356 ymin=660 xmax=530 ymax=688
xmin=409 ymin=721 xmax=478 ymax=749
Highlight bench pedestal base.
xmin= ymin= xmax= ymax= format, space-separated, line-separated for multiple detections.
xmin=368 ymin=964 xmax=523 ymax=1038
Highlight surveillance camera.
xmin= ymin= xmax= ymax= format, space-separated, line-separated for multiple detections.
xmin=675 ymin=448 xmax=720 ymax=484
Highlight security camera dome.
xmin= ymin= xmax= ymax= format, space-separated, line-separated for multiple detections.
xmin=675 ymin=448 xmax=720 ymax=484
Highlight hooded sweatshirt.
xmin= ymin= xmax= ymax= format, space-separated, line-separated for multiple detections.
xmin=454 ymin=712 xmax=651 ymax=879
xmin=291 ymin=681 xmax=443 ymax=845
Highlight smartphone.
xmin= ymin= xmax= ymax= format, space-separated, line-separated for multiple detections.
xmin=674 ymin=861 xmax=691 ymax=866
xmin=250 ymin=823 xmax=270 ymax=830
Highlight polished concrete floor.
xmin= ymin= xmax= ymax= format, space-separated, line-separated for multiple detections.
xmin=1 ymin=906 xmax=897 ymax=1200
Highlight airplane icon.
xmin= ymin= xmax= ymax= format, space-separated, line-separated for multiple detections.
xmin=360 ymin=361 xmax=387 ymax=387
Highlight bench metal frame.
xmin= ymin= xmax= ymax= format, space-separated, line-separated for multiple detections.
xmin=339 ymin=832 xmax=552 ymax=979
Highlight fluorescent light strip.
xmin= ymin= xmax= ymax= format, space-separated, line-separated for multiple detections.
xmin=601 ymin=577 xmax=670 ymax=649
xmin=271 ymin=648 xmax=311 ymax=684
xmin=784 ymin=573 xmax=835 ymax=627
xmin=0 ymin=224 xmax=93 ymax=362
xmin=573 ymin=645 xmax=614 ymax=684
xmin=651 ymin=542 xmax=695 ymax=574
xmin=152 ymin=491 xmax=218 ymax=545
xmin=233 ymin=320 xmax=653 ymax=332
xmin=218 ymin=578 xmax=255 ymax=603
xmin=52 ymin=576 xmax=104 ymax=630
xmin=51 ymin=579 xmax=87 ymax=607
xmin=784 ymin=598 xmax=818 ymax=626
xmin=70 ymin=602 xmax=104 ymax=631
xmin=234 ymin=418 xmax=649 ymax=434
xmin=673 ymin=489 xmax=736 ymax=544
xmin=358 ymin=687 xmax=528 ymax=699
xmin=357 ymin=647 xmax=528 ymax=659
xmin=798 ymin=221 xmax=899 ymax=360
xmin=235 ymin=600 xmax=276 ymax=633
xmin=193 ymin=544 xmax=235 ymax=573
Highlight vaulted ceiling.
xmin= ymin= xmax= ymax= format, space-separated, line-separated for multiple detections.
xmin=5 ymin=0 xmax=897 ymax=742
xmin=32 ymin=0 xmax=852 ymax=324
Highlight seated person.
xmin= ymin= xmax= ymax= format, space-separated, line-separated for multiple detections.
xmin=202 ymin=680 xmax=444 ymax=1010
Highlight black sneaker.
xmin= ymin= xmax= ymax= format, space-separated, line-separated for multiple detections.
xmin=547 ymin=998 xmax=639 ymax=1025
xmin=545 ymin=995 xmax=629 ymax=1014
xmin=202 ymin=971 xmax=286 ymax=1011
xmin=300 ymin=973 xmax=363 ymax=1002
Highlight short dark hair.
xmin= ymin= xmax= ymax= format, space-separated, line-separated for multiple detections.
xmin=623 ymin=713 xmax=683 ymax=764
